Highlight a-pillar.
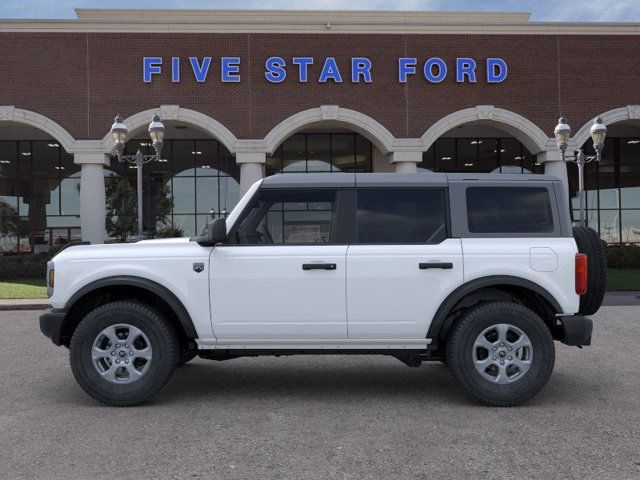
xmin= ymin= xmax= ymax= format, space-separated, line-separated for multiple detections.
xmin=537 ymin=151 xmax=569 ymax=192
xmin=237 ymin=152 xmax=266 ymax=195
xmin=390 ymin=151 xmax=422 ymax=173
xmin=75 ymin=153 xmax=110 ymax=244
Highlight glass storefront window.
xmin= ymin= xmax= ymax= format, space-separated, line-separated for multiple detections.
xmin=419 ymin=137 xmax=532 ymax=174
xmin=111 ymin=138 xmax=240 ymax=240
xmin=267 ymin=132 xmax=373 ymax=174
xmin=569 ymin=136 xmax=640 ymax=244
xmin=0 ymin=140 xmax=80 ymax=253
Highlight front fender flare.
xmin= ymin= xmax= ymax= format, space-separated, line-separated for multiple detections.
xmin=65 ymin=275 xmax=198 ymax=339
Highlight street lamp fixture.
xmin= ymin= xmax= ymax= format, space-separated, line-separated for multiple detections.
xmin=110 ymin=113 xmax=166 ymax=239
xmin=553 ymin=116 xmax=607 ymax=227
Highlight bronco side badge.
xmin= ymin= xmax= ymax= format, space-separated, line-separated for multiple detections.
xmin=193 ymin=262 xmax=205 ymax=273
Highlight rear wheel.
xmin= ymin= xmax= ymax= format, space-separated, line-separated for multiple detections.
xmin=446 ymin=301 xmax=555 ymax=407
xmin=573 ymin=226 xmax=607 ymax=315
xmin=70 ymin=300 xmax=179 ymax=407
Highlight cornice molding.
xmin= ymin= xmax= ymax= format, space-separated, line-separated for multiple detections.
xmin=0 ymin=9 xmax=639 ymax=35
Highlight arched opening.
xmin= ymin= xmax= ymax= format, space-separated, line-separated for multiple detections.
xmin=265 ymin=126 xmax=380 ymax=176
xmin=418 ymin=123 xmax=543 ymax=175
xmin=0 ymin=122 xmax=80 ymax=253
xmin=572 ymin=119 xmax=640 ymax=244
xmin=109 ymin=121 xmax=239 ymax=239
xmin=263 ymin=106 xmax=396 ymax=175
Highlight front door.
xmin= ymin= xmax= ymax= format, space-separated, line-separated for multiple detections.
xmin=210 ymin=188 xmax=348 ymax=340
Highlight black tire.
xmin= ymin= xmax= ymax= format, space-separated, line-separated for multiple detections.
xmin=446 ymin=301 xmax=555 ymax=407
xmin=178 ymin=340 xmax=198 ymax=366
xmin=70 ymin=300 xmax=179 ymax=407
xmin=573 ymin=226 xmax=607 ymax=315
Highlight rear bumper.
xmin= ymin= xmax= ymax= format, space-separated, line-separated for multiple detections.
xmin=39 ymin=308 xmax=68 ymax=346
xmin=558 ymin=315 xmax=593 ymax=346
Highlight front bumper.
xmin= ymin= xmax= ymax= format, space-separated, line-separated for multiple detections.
xmin=558 ymin=315 xmax=593 ymax=346
xmin=39 ymin=308 xmax=68 ymax=346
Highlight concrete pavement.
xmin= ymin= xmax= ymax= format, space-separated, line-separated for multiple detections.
xmin=0 ymin=307 xmax=639 ymax=479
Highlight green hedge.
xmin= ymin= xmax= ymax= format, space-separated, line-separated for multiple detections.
xmin=606 ymin=245 xmax=640 ymax=270
xmin=0 ymin=245 xmax=65 ymax=281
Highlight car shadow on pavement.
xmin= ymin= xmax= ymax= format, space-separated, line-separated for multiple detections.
xmin=159 ymin=359 xmax=470 ymax=404
xmin=49 ymin=357 xmax=596 ymax=408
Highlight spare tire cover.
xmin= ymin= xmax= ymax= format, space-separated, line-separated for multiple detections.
xmin=572 ymin=226 xmax=607 ymax=315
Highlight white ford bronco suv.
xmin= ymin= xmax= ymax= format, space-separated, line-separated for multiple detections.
xmin=40 ymin=173 xmax=606 ymax=407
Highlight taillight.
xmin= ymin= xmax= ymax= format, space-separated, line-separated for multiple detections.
xmin=575 ymin=253 xmax=588 ymax=295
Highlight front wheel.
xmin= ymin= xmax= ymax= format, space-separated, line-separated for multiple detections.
xmin=70 ymin=300 xmax=179 ymax=407
xmin=446 ymin=301 xmax=555 ymax=407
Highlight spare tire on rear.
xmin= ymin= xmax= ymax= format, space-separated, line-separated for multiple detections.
xmin=572 ymin=226 xmax=607 ymax=315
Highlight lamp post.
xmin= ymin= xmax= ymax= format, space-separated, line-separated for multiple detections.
xmin=111 ymin=114 xmax=165 ymax=238
xmin=553 ymin=116 xmax=607 ymax=227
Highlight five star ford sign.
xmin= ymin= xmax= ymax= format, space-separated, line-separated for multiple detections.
xmin=142 ymin=56 xmax=508 ymax=84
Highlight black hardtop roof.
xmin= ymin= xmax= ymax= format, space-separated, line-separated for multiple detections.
xmin=260 ymin=172 xmax=561 ymax=189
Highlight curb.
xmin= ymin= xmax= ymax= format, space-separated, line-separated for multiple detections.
xmin=0 ymin=301 xmax=50 ymax=311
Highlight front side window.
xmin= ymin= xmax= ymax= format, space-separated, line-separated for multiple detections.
xmin=356 ymin=188 xmax=447 ymax=244
xmin=466 ymin=187 xmax=554 ymax=234
xmin=235 ymin=189 xmax=337 ymax=244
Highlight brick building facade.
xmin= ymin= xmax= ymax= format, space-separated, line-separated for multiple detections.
xmin=0 ymin=9 xmax=639 ymax=249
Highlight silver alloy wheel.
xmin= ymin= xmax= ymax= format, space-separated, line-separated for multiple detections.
xmin=472 ymin=323 xmax=533 ymax=384
xmin=91 ymin=323 xmax=153 ymax=384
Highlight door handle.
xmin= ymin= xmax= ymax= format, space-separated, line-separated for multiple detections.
xmin=302 ymin=263 xmax=337 ymax=271
xmin=419 ymin=262 xmax=453 ymax=270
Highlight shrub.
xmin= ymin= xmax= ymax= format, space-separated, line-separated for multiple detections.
xmin=606 ymin=244 xmax=640 ymax=269
xmin=0 ymin=243 xmax=80 ymax=280
xmin=0 ymin=254 xmax=48 ymax=280
xmin=156 ymin=226 xmax=185 ymax=238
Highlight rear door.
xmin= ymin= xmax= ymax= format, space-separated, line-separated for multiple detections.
xmin=346 ymin=188 xmax=463 ymax=339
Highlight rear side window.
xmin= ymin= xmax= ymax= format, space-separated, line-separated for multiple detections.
xmin=466 ymin=187 xmax=554 ymax=234
xmin=356 ymin=188 xmax=447 ymax=244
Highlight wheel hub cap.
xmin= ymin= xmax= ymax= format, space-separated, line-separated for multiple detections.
xmin=472 ymin=323 xmax=533 ymax=384
xmin=91 ymin=324 xmax=153 ymax=384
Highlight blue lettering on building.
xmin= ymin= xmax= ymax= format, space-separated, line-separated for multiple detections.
xmin=423 ymin=58 xmax=447 ymax=83
xmin=398 ymin=58 xmax=417 ymax=83
xmin=319 ymin=57 xmax=342 ymax=83
xmin=143 ymin=56 xmax=508 ymax=84
xmin=456 ymin=58 xmax=477 ymax=83
xmin=189 ymin=57 xmax=211 ymax=83
xmin=292 ymin=57 xmax=314 ymax=82
xmin=143 ymin=57 xmax=162 ymax=83
xmin=351 ymin=58 xmax=372 ymax=83
xmin=221 ymin=57 xmax=241 ymax=82
xmin=265 ymin=56 xmax=287 ymax=83
xmin=486 ymin=58 xmax=508 ymax=83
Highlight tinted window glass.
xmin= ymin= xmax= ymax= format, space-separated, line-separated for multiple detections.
xmin=356 ymin=189 xmax=447 ymax=243
xmin=466 ymin=187 xmax=554 ymax=233
xmin=236 ymin=190 xmax=336 ymax=244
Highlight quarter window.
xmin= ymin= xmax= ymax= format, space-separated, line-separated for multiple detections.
xmin=235 ymin=189 xmax=337 ymax=244
xmin=466 ymin=187 xmax=554 ymax=233
xmin=356 ymin=189 xmax=447 ymax=244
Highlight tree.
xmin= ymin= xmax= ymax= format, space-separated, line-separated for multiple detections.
xmin=0 ymin=200 xmax=20 ymax=250
xmin=105 ymin=177 xmax=173 ymax=242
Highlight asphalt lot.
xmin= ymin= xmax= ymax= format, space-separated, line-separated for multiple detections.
xmin=0 ymin=308 xmax=638 ymax=480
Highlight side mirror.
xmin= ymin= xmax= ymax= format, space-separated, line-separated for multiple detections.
xmin=210 ymin=217 xmax=227 ymax=244
xmin=193 ymin=217 xmax=227 ymax=246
